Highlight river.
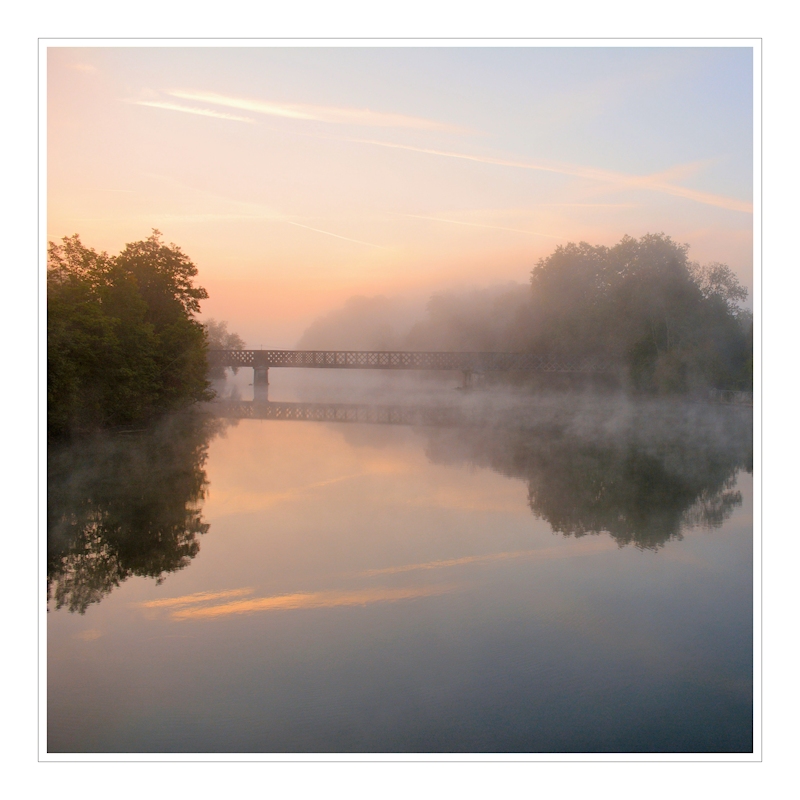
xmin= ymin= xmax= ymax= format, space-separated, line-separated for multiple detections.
xmin=47 ymin=380 xmax=753 ymax=753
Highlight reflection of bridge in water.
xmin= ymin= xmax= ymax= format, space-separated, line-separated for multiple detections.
xmin=208 ymin=392 xmax=752 ymax=429
xmin=208 ymin=349 xmax=615 ymax=399
xmin=210 ymin=400 xmax=475 ymax=427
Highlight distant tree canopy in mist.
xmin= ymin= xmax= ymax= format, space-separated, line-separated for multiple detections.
xmin=527 ymin=233 xmax=752 ymax=393
xmin=47 ymin=231 xmax=211 ymax=437
xmin=297 ymin=295 xmax=410 ymax=351
xmin=298 ymin=233 xmax=752 ymax=393
xmin=204 ymin=318 xmax=246 ymax=379
xmin=405 ymin=284 xmax=534 ymax=352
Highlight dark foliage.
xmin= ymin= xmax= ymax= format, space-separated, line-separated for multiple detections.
xmin=47 ymin=413 xmax=228 ymax=613
xmin=48 ymin=231 xmax=211 ymax=437
xmin=424 ymin=399 xmax=752 ymax=550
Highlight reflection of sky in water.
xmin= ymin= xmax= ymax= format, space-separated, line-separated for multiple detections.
xmin=48 ymin=417 xmax=752 ymax=753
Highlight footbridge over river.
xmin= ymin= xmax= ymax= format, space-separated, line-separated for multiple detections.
xmin=208 ymin=349 xmax=614 ymax=400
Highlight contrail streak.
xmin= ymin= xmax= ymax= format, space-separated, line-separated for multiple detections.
xmin=284 ymin=220 xmax=386 ymax=248
xmin=403 ymin=213 xmax=561 ymax=239
xmin=128 ymin=100 xmax=255 ymax=123
xmin=350 ymin=139 xmax=752 ymax=214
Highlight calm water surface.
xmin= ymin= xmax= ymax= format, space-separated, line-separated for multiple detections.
xmin=48 ymin=389 xmax=753 ymax=753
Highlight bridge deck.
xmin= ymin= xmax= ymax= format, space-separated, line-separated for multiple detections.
xmin=208 ymin=349 xmax=612 ymax=373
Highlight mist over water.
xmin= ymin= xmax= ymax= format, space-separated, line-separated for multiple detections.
xmin=48 ymin=371 xmax=752 ymax=752
xmin=47 ymin=414 xmax=231 ymax=614
xmin=46 ymin=46 xmax=755 ymax=755
xmin=48 ymin=264 xmax=753 ymax=750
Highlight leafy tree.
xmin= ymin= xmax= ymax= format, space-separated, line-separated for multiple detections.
xmin=528 ymin=233 xmax=752 ymax=392
xmin=114 ymin=231 xmax=210 ymax=409
xmin=48 ymin=231 xmax=211 ymax=437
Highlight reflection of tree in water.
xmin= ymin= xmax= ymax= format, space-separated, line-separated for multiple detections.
xmin=424 ymin=402 xmax=752 ymax=550
xmin=48 ymin=413 xmax=231 ymax=613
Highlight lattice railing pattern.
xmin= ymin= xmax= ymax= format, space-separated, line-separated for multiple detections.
xmin=707 ymin=389 xmax=753 ymax=406
xmin=208 ymin=350 xmax=613 ymax=373
xmin=213 ymin=400 xmax=467 ymax=427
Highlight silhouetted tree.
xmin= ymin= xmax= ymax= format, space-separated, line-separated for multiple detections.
xmin=47 ymin=413 xmax=228 ymax=613
xmin=48 ymin=231 xmax=211 ymax=437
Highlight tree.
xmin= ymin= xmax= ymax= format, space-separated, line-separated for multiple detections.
xmin=528 ymin=233 xmax=752 ymax=392
xmin=48 ymin=231 xmax=211 ymax=437
xmin=114 ymin=231 xmax=210 ymax=410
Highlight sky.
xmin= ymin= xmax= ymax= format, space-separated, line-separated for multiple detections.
xmin=47 ymin=46 xmax=754 ymax=347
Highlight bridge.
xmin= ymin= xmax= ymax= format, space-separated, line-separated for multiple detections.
xmin=208 ymin=349 xmax=614 ymax=399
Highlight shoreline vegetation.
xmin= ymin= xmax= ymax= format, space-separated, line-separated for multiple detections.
xmin=48 ymin=231 xmax=752 ymax=439
xmin=47 ymin=230 xmax=211 ymax=439
xmin=299 ymin=232 xmax=753 ymax=396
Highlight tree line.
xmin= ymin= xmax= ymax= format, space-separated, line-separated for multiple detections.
xmin=49 ymin=230 xmax=752 ymax=437
xmin=302 ymin=233 xmax=753 ymax=394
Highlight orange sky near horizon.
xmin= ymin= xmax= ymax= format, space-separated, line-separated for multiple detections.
xmin=47 ymin=46 xmax=754 ymax=347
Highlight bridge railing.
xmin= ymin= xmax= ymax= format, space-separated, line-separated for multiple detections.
xmin=208 ymin=349 xmax=614 ymax=373
xmin=211 ymin=400 xmax=468 ymax=426
xmin=707 ymin=389 xmax=753 ymax=406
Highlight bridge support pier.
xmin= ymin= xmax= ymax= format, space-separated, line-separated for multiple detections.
xmin=253 ymin=366 xmax=269 ymax=402
xmin=461 ymin=369 xmax=473 ymax=389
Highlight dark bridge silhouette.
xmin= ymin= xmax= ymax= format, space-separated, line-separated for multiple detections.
xmin=208 ymin=349 xmax=614 ymax=399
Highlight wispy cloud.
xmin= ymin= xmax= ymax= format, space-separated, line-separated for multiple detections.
xmin=71 ymin=210 xmax=386 ymax=248
xmin=147 ymin=177 xmax=387 ymax=248
xmin=646 ymin=159 xmax=716 ymax=183
xmin=71 ymin=63 xmax=96 ymax=73
xmin=532 ymin=202 xmax=636 ymax=208
xmin=361 ymin=540 xmax=615 ymax=577
xmin=138 ymin=588 xmax=254 ymax=609
xmin=208 ymin=471 xmax=373 ymax=514
xmin=161 ymin=585 xmax=454 ymax=621
xmin=351 ymin=139 xmax=752 ymax=214
xmin=129 ymin=99 xmax=255 ymax=124
xmin=167 ymin=89 xmax=462 ymax=132
xmin=284 ymin=221 xmax=386 ymax=249
xmin=403 ymin=213 xmax=562 ymax=239
xmin=72 ymin=173 xmax=386 ymax=249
